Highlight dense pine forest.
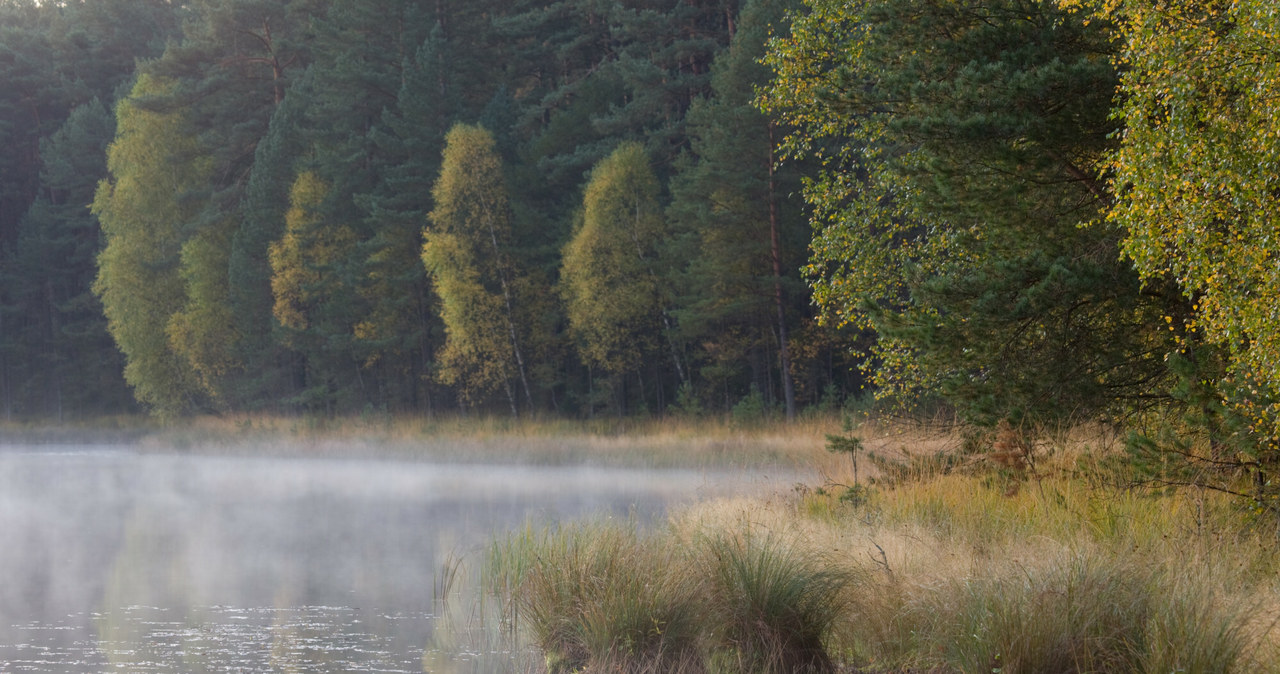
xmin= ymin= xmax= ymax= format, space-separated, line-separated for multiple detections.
xmin=3 ymin=0 xmax=1280 ymax=510
xmin=0 ymin=0 xmax=860 ymax=421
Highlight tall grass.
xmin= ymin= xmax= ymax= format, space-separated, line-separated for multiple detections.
xmin=111 ymin=411 xmax=842 ymax=469
xmin=701 ymin=533 xmax=850 ymax=673
xmin=887 ymin=551 xmax=1257 ymax=673
xmin=489 ymin=520 xmax=855 ymax=673
xmin=491 ymin=522 xmax=706 ymax=673
xmin=491 ymin=462 xmax=1280 ymax=673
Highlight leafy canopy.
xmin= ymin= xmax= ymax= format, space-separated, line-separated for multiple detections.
xmin=1073 ymin=0 xmax=1280 ymax=440
xmin=761 ymin=0 xmax=1174 ymax=427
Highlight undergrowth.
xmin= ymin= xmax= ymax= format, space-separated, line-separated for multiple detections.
xmin=489 ymin=455 xmax=1280 ymax=673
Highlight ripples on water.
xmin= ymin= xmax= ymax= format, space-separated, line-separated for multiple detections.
xmin=0 ymin=447 xmax=782 ymax=672
xmin=3 ymin=605 xmax=491 ymax=673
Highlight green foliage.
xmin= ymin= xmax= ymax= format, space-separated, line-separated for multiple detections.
xmin=11 ymin=98 xmax=132 ymax=416
xmin=561 ymin=142 xmax=671 ymax=377
xmin=1122 ymin=347 xmax=1280 ymax=518
xmin=731 ymin=387 xmax=772 ymax=427
xmin=231 ymin=73 xmax=311 ymax=408
xmin=0 ymin=0 xmax=175 ymax=418
xmin=824 ymin=424 xmax=862 ymax=483
xmin=269 ymin=172 xmax=353 ymax=336
xmin=670 ymin=381 xmax=704 ymax=419
xmin=8 ymin=0 xmax=872 ymax=419
xmin=1088 ymin=0 xmax=1280 ymax=444
xmin=91 ymin=74 xmax=209 ymax=416
xmin=761 ymin=0 xmax=1176 ymax=429
xmin=668 ymin=0 xmax=810 ymax=418
xmin=168 ymin=213 xmax=240 ymax=402
xmin=425 ymin=124 xmax=538 ymax=412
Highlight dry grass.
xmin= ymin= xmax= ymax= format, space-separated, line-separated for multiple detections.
xmin=111 ymin=412 xmax=840 ymax=469
xmin=490 ymin=521 xmax=711 ymax=673
xmin=684 ymin=470 xmax=1280 ymax=673
xmin=488 ymin=420 xmax=1280 ymax=673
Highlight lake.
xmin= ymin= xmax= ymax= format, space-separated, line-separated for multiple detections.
xmin=0 ymin=445 xmax=790 ymax=672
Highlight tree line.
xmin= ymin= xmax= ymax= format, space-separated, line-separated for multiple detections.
xmin=0 ymin=0 xmax=858 ymax=421
xmin=766 ymin=0 xmax=1280 ymax=512
xmin=3 ymin=0 xmax=1277 ymax=508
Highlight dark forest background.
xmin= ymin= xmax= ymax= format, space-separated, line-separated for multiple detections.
xmin=0 ymin=0 xmax=862 ymax=421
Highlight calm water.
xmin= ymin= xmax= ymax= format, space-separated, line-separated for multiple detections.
xmin=0 ymin=446 xmax=785 ymax=673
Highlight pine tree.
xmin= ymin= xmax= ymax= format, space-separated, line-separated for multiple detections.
xmin=0 ymin=0 xmax=177 ymax=418
xmin=669 ymin=0 xmax=804 ymax=418
xmin=762 ymin=0 xmax=1179 ymax=429
xmin=230 ymin=70 xmax=311 ymax=409
xmin=10 ymin=99 xmax=132 ymax=418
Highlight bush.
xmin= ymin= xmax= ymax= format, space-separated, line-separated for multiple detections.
xmin=732 ymin=387 xmax=771 ymax=427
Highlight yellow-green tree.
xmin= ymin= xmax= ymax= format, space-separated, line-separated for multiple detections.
xmin=266 ymin=170 xmax=364 ymax=410
xmin=1104 ymin=1 xmax=1280 ymax=393
xmin=561 ymin=143 xmax=682 ymax=385
xmin=1070 ymin=0 xmax=1280 ymax=507
xmin=269 ymin=171 xmax=355 ymax=337
xmin=761 ymin=0 xmax=1175 ymax=430
xmin=167 ymin=217 xmax=240 ymax=402
xmin=424 ymin=124 xmax=535 ymax=414
xmin=92 ymin=74 xmax=209 ymax=415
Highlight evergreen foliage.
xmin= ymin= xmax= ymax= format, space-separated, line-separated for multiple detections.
xmin=762 ymin=0 xmax=1179 ymax=429
xmin=16 ymin=0 xmax=1248 ymax=431
xmin=669 ymin=0 xmax=807 ymax=418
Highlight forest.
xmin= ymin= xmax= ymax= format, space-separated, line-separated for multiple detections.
xmin=1 ymin=0 xmax=863 ymax=422
xmin=2 ymin=0 xmax=1279 ymax=504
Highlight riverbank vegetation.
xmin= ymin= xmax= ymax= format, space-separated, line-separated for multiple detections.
xmin=6 ymin=0 xmax=1280 ymax=667
xmin=5 ymin=0 xmax=1280 ymax=512
xmin=488 ymin=427 xmax=1280 ymax=672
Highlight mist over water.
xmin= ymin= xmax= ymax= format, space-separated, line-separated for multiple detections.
xmin=0 ymin=444 xmax=786 ymax=672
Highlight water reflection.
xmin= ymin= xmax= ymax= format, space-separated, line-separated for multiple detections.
xmin=0 ymin=447 xmax=780 ymax=672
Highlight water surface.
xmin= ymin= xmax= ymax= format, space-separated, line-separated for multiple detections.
xmin=0 ymin=446 xmax=786 ymax=672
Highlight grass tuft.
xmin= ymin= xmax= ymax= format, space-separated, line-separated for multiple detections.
xmin=702 ymin=532 xmax=850 ymax=673
xmin=478 ymin=423 xmax=1280 ymax=673
xmin=495 ymin=521 xmax=705 ymax=673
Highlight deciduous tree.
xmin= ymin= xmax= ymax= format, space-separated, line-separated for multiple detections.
xmin=1068 ymin=0 xmax=1280 ymax=509
xmin=562 ymin=142 xmax=683 ymax=395
xmin=92 ymin=75 xmax=209 ymax=415
xmin=762 ymin=0 xmax=1177 ymax=429
xmin=424 ymin=124 xmax=536 ymax=414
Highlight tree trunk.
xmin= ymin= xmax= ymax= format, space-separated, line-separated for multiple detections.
xmin=486 ymin=216 xmax=535 ymax=414
xmin=767 ymin=123 xmax=796 ymax=421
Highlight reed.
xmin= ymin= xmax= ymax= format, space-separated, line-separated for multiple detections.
xmin=109 ymin=411 xmax=840 ymax=469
